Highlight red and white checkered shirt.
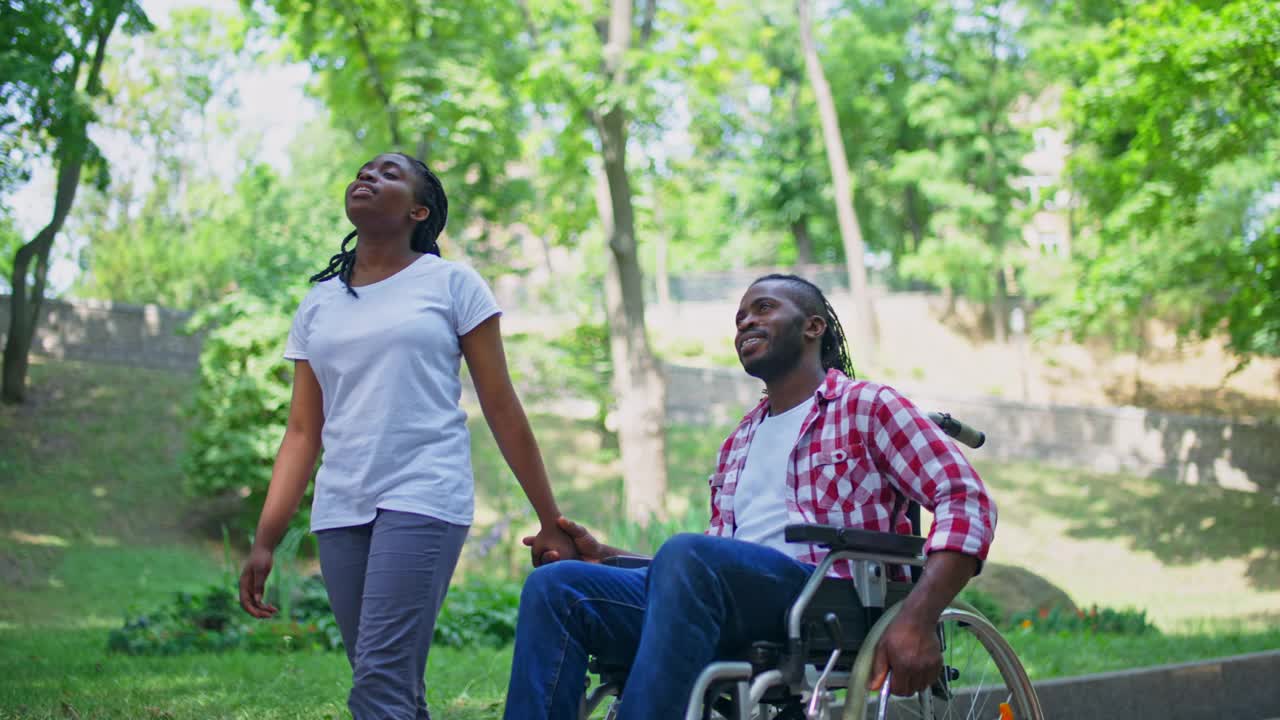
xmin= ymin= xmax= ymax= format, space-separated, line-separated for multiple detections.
xmin=705 ymin=369 xmax=996 ymax=579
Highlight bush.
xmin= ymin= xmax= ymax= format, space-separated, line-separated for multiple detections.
xmin=958 ymin=587 xmax=1006 ymax=626
xmin=107 ymin=573 xmax=524 ymax=655
xmin=434 ymin=580 xmax=522 ymax=648
xmin=107 ymin=577 xmax=340 ymax=656
xmin=1009 ymin=604 xmax=1158 ymax=636
xmin=182 ymin=288 xmax=310 ymax=529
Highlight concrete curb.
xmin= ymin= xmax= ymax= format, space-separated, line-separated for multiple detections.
xmin=1030 ymin=649 xmax=1280 ymax=719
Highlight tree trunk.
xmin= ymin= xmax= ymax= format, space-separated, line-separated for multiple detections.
xmin=991 ymin=266 xmax=1009 ymax=344
xmin=655 ymin=218 xmax=671 ymax=309
xmin=3 ymin=8 xmax=118 ymax=404
xmin=796 ymin=0 xmax=877 ymax=365
xmin=591 ymin=0 xmax=668 ymax=523
xmin=904 ymin=183 xmax=924 ymax=254
xmin=790 ymin=217 xmax=814 ymax=267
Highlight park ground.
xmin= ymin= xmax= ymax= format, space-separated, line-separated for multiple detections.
xmin=1 ymin=359 xmax=1278 ymax=719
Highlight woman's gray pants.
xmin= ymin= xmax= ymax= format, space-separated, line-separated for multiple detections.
xmin=316 ymin=509 xmax=469 ymax=720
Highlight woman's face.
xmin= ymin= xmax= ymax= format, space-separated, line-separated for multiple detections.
xmin=345 ymin=154 xmax=427 ymax=227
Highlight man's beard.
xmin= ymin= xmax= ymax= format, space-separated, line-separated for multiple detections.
xmin=740 ymin=323 xmax=807 ymax=382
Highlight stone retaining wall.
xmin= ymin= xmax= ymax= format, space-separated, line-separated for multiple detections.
xmin=0 ymin=295 xmax=202 ymax=372
xmin=4 ymin=295 xmax=1276 ymax=494
xmin=665 ymin=364 xmax=1279 ymax=496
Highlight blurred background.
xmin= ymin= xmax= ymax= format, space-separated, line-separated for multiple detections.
xmin=1 ymin=0 xmax=1278 ymax=717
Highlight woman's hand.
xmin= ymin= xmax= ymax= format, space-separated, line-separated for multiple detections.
xmin=239 ymin=545 xmax=278 ymax=618
xmin=523 ymin=520 xmax=581 ymax=566
xmin=524 ymin=516 xmax=611 ymax=565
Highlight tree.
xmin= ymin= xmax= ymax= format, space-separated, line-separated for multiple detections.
xmin=246 ymin=0 xmax=534 ymax=258
xmin=892 ymin=0 xmax=1036 ymax=341
xmin=721 ymin=6 xmax=836 ymax=267
xmin=1047 ymin=0 xmax=1280 ymax=363
xmin=796 ymin=0 xmax=877 ymax=360
xmin=519 ymin=0 xmax=675 ymax=521
xmin=1 ymin=0 xmax=152 ymax=403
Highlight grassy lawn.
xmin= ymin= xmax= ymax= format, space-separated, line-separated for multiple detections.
xmin=3 ymin=358 xmax=1279 ymax=718
xmin=0 ymin=627 xmax=511 ymax=720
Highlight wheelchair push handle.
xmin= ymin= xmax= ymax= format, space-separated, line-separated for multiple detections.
xmin=926 ymin=411 xmax=986 ymax=449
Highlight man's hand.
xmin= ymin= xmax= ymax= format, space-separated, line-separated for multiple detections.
xmin=525 ymin=521 xmax=580 ymax=567
xmin=522 ymin=516 xmax=608 ymax=564
xmin=867 ymin=608 xmax=943 ymax=697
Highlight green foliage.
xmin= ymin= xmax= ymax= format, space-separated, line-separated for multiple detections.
xmin=0 ymin=206 xmax=21 ymax=288
xmin=504 ymin=321 xmax=614 ymax=436
xmin=107 ymin=576 xmax=342 ymax=656
xmin=433 ymin=580 xmax=523 ymax=648
xmin=0 ymin=0 xmax=153 ymax=194
xmin=1010 ymin=604 xmax=1158 ymax=637
xmin=1045 ymin=0 xmax=1280 ymax=361
xmin=958 ymin=587 xmax=1007 ymax=626
xmin=182 ymin=288 xmax=305 ymax=524
xmin=244 ymin=0 xmax=535 ymax=266
xmin=889 ymin=1 xmax=1036 ymax=316
xmin=108 ymin=572 xmax=524 ymax=656
xmin=961 ymin=586 xmax=1157 ymax=637
xmin=596 ymin=504 xmax=712 ymax=557
xmin=75 ymin=122 xmax=352 ymax=308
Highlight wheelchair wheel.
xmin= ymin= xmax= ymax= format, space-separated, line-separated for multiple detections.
xmin=842 ymin=601 xmax=1043 ymax=720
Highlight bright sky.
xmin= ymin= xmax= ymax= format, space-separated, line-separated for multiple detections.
xmin=7 ymin=0 xmax=316 ymax=294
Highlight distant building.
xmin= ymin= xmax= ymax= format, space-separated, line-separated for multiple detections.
xmin=1012 ymin=88 xmax=1073 ymax=260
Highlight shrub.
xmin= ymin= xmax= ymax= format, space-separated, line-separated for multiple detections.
xmin=1009 ymin=604 xmax=1158 ymax=636
xmin=957 ymin=587 xmax=1006 ymax=626
xmin=107 ymin=574 xmax=524 ymax=655
xmin=434 ymin=580 xmax=523 ymax=648
xmin=107 ymin=578 xmax=339 ymax=656
xmin=182 ymin=288 xmax=310 ymax=529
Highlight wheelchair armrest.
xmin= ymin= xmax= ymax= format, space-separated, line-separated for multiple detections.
xmin=601 ymin=554 xmax=652 ymax=569
xmin=784 ymin=524 xmax=925 ymax=559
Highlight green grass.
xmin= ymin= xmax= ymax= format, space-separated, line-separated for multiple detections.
xmin=1005 ymin=625 xmax=1280 ymax=680
xmin=0 ymin=627 xmax=510 ymax=720
xmin=972 ymin=461 xmax=1280 ymax=628
xmin=3 ymin=358 xmax=1279 ymax=719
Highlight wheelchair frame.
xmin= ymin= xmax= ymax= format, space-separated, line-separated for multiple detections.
xmin=580 ymin=411 xmax=1043 ymax=720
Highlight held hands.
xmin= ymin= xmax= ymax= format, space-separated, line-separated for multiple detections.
xmin=522 ymin=518 xmax=582 ymax=567
xmin=867 ymin=608 xmax=944 ymax=697
xmin=238 ymin=545 xmax=278 ymax=619
xmin=522 ymin=516 xmax=603 ymax=565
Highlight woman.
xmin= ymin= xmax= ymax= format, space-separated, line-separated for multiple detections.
xmin=238 ymin=152 xmax=577 ymax=719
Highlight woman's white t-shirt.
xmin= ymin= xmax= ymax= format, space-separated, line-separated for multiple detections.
xmin=283 ymin=253 xmax=501 ymax=532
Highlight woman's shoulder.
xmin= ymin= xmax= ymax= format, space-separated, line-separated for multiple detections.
xmin=293 ymin=277 xmax=344 ymax=310
xmin=414 ymin=255 xmax=491 ymax=288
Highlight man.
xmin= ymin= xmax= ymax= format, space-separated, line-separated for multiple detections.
xmin=503 ymin=274 xmax=997 ymax=720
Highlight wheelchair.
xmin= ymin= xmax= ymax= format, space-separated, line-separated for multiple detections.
xmin=579 ymin=413 xmax=1044 ymax=720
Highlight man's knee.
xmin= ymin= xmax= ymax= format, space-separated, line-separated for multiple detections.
xmin=521 ymin=562 xmax=570 ymax=605
xmin=650 ymin=533 xmax=720 ymax=582
xmin=519 ymin=560 xmax=598 ymax=617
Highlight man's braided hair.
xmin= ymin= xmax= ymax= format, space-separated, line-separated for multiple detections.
xmin=310 ymin=153 xmax=448 ymax=297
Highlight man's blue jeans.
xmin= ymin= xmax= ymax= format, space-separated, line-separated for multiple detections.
xmin=502 ymin=533 xmax=815 ymax=720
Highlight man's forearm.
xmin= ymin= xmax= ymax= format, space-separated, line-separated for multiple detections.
xmin=897 ymin=550 xmax=979 ymax=623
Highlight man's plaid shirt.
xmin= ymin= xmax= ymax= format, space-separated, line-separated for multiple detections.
xmin=705 ymin=369 xmax=996 ymax=579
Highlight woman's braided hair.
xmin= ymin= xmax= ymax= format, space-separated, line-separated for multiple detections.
xmin=751 ymin=273 xmax=856 ymax=378
xmin=310 ymin=153 xmax=449 ymax=297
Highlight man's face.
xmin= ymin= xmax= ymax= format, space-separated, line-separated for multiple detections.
xmin=734 ymin=281 xmax=817 ymax=381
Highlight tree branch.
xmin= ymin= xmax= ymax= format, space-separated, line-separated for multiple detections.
xmin=338 ymin=0 xmax=402 ymax=145
xmin=639 ymin=0 xmax=656 ymax=46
